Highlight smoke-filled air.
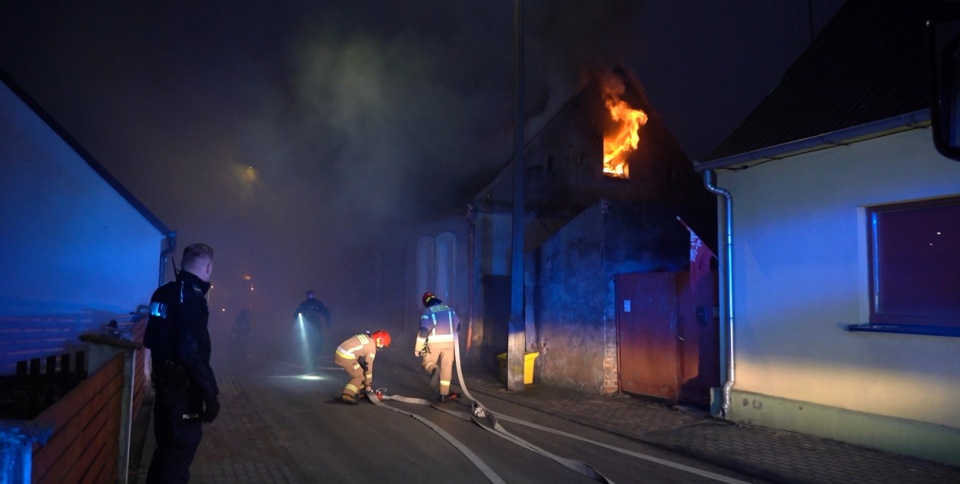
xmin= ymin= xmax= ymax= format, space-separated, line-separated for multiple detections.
xmin=0 ymin=0 xmax=845 ymax=373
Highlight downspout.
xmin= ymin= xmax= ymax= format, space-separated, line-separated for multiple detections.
xmin=159 ymin=231 xmax=177 ymax=286
xmin=465 ymin=204 xmax=478 ymax=355
xmin=703 ymin=170 xmax=735 ymax=418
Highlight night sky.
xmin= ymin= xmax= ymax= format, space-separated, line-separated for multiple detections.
xmin=0 ymin=1 xmax=845 ymax=329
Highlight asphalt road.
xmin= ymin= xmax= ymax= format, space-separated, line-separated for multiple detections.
xmin=231 ymin=346 xmax=759 ymax=484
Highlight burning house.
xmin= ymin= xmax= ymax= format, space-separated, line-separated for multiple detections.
xmin=406 ymin=67 xmax=718 ymax=405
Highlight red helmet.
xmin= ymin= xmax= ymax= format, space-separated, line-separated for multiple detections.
xmin=422 ymin=292 xmax=440 ymax=307
xmin=371 ymin=329 xmax=391 ymax=348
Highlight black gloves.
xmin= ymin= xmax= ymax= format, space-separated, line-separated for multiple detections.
xmin=202 ymin=397 xmax=220 ymax=423
xmin=358 ymin=357 xmax=369 ymax=372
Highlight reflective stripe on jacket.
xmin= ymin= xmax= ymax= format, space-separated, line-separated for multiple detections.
xmin=416 ymin=304 xmax=459 ymax=353
xmin=335 ymin=334 xmax=377 ymax=381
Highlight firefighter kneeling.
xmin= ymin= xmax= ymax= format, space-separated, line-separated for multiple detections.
xmin=334 ymin=330 xmax=390 ymax=404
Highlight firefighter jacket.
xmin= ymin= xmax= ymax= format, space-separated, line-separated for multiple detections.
xmin=144 ymin=270 xmax=219 ymax=401
xmin=335 ymin=333 xmax=378 ymax=385
xmin=415 ymin=303 xmax=460 ymax=353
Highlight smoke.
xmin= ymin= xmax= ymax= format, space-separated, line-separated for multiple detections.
xmin=0 ymin=1 xmax=648 ymax=370
xmin=522 ymin=0 xmax=641 ymax=130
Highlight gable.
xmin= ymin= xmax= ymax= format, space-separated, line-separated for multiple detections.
xmin=1 ymin=70 xmax=170 ymax=317
xmin=475 ymin=67 xmax=715 ymax=246
xmin=0 ymin=70 xmax=169 ymax=235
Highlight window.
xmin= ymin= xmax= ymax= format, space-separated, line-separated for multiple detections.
xmin=865 ymin=196 xmax=960 ymax=333
xmin=416 ymin=232 xmax=457 ymax=307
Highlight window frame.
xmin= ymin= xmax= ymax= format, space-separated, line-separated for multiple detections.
xmin=855 ymin=196 xmax=960 ymax=336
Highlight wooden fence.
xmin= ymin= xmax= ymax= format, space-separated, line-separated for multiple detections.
xmin=0 ymin=314 xmax=149 ymax=483
xmin=31 ymin=353 xmax=124 ymax=483
xmin=0 ymin=352 xmax=87 ymax=420
xmin=129 ymin=320 xmax=148 ymax=426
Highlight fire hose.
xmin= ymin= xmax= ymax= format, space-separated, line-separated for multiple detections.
xmin=369 ymin=334 xmax=750 ymax=484
xmin=369 ymin=333 xmax=613 ymax=483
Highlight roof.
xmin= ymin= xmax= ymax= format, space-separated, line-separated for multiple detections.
xmin=477 ymin=67 xmax=698 ymax=209
xmin=702 ymin=0 xmax=929 ymax=169
xmin=1 ymin=68 xmax=171 ymax=235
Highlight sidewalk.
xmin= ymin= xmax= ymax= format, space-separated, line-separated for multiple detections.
xmin=460 ymin=370 xmax=960 ymax=484
xmin=130 ymin=370 xmax=960 ymax=483
xmin=130 ymin=377 xmax=313 ymax=484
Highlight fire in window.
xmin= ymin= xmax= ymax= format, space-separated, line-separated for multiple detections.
xmin=601 ymin=73 xmax=648 ymax=179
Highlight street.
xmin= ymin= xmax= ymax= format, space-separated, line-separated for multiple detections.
xmin=140 ymin=344 xmax=760 ymax=484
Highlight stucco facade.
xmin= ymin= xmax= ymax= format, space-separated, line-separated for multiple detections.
xmin=1 ymin=76 xmax=168 ymax=318
xmin=716 ymin=128 xmax=960 ymax=464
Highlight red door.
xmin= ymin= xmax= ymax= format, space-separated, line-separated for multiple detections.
xmin=616 ymin=272 xmax=680 ymax=400
xmin=676 ymin=271 xmax=720 ymax=408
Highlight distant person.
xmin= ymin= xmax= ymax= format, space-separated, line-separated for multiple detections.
xmin=294 ymin=289 xmax=331 ymax=354
xmin=232 ymin=307 xmax=253 ymax=340
xmin=334 ymin=330 xmax=391 ymax=404
xmin=231 ymin=307 xmax=253 ymax=366
xmin=414 ymin=292 xmax=461 ymax=402
xmin=144 ymin=243 xmax=220 ymax=483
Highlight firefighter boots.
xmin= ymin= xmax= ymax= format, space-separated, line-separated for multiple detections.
xmin=437 ymin=392 xmax=459 ymax=403
xmin=341 ymin=393 xmax=359 ymax=405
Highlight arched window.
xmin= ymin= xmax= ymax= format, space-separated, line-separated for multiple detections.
xmin=416 ymin=232 xmax=457 ymax=307
xmin=435 ymin=232 xmax=456 ymax=304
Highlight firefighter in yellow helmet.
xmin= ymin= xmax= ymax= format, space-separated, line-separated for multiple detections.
xmin=334 ymin=330 xmax=390 ymax=404
xmin=415 ymin=292 xmax=461 ymax=402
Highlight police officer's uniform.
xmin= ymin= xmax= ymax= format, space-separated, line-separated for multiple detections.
xmin=144 ymin=270 xmax=219 ymax=483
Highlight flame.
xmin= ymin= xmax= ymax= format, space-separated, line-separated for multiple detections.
xmin=601 ymin=76 xmax=647 ymax=179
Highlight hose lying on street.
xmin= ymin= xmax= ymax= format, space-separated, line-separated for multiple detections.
xmin=371 ymin=334 xmax=614 ymax=483
xmin=373 ymin=334 xmax=752 ymax=484
xmin=368 ymin=393 xmax=505 ymax=484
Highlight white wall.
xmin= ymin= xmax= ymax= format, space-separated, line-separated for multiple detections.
xmin=0 ymin=81 xmax=164 ymax=316
xmin=718 ymin=128 xmax=960 ymax=428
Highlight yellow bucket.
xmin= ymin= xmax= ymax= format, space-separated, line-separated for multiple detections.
xmin=497 ymin=352 xmax=539 ymax=384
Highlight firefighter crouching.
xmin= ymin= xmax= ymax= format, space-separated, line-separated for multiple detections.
xmin=415 ymin=292 xmax=461 ymax=402
xmin=335 ymin=330 xmax=391 ymax=404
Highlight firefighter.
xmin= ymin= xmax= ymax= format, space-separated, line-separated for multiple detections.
xmin=334 ymin=329 xmax=391 ymax=404
xmin=415 ymin=292 xmax=461 ymax=402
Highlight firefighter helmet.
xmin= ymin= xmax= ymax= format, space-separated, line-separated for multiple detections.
xmin=422 ymin=292 xmax=440 ymax=307
xmin=371 ymin=329 xmax=391 ymax=348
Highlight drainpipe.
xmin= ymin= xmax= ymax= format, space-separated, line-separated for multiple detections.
xmin=465 ymin=204 xmax=478 ymax=355
xmin=703 ymin=170 xmax=735 ymax=418
xmin=159 ymin=231 xmax=177 ymax=286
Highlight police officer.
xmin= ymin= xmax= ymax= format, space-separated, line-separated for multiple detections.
xmin=415 ymin=292 xmax=461 ymax=402
xmin=294 ymin=289 xmax=331 ymax=358
xmin=144 ymin=243 xmax=220 ymax=483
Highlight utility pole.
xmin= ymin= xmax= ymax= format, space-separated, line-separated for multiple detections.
xmin=507 ymin=0 xmax=526 ymax=391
